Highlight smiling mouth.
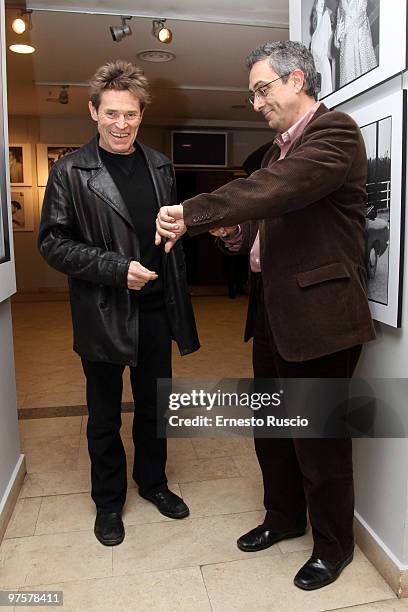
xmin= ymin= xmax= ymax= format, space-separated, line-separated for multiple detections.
xmin=110 ymin=132 xmax=130 ymax=138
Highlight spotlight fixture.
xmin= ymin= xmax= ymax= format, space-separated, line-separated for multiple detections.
xmin=110 ymin=16 xmax=132 ymax=42
xmin=152 ymin=19 xmax=172 ymax=44
xmin=11 ymin=10 xmax=32 ymax=35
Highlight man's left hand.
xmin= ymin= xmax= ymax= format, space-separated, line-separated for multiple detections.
xmin=155 ymin=204 xmax=186 ymax=253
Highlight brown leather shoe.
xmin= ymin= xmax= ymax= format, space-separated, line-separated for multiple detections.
xmin=237 ymin=525 xmax=306 ymax=552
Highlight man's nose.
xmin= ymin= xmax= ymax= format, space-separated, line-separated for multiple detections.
xmin=253 ymin=95 xmax=264 ymax=112
xmin=115 ymin=115 xmax=127 ymax=128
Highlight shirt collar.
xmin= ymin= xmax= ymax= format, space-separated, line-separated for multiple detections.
xmin=274 ymin=101 xmax=321 ymax=149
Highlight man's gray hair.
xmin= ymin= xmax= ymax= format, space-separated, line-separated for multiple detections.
xmin=246 ymin=41 xmax=319 ymax=100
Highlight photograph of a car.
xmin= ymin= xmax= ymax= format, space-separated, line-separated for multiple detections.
xmin=360 ymin=115 xmax=391 ymax=306
xmin=365 ymin=204 xmax=389 ymax=280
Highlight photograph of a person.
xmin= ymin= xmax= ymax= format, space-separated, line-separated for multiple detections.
xmin=10 ymin=188 xmax=34 ymax=232
xmin=36 ymin=144 xmax=81 ymax=185
xmin=300 ymin=0 xmax=379 ymax=98
xmin=9 ymin=146 xmax=23 ymax=183
xmin=360 ymin=116 xmax=391 ymax=306
xmin=47 ymin=145 xmax=80 ymax=172
xmin=11 ymin=191 xmax=25 ymax=230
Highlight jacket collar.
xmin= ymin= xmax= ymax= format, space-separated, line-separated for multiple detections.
xmin=73 ymin=136 xmax=171 ymax=232
xmin=263 ymin=103 xmax=330 ymax=166
xmin=73 ymin=135 xmax=171 ymax=170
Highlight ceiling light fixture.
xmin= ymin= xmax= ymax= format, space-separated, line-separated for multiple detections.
xmin=9 ymin=44 xmax=35 ymax=54
xmin=152 ymin=19 xmax=172 ymax=44
xmin=11 ymin=10 xmax=32 ymax=35
xmin=110 ymin=16 xmax=132 ymax=42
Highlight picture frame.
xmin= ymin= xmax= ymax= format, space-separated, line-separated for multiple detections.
xmin=36 ymin=144 xmax=81 ymax=186
xmin=289 ymin=0 xmax=407 ymax=108
xmin=10 ymin=188 xmax=34 ymax=232
xmin=343 ymin=86 xmax=406 ymax=328
xmin=37 ymin=186 xmax=46 ymax=215
xmin=9 ymin=143 xmax=32 ymax=186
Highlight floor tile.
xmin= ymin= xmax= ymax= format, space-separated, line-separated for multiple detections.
xmin=18 ymin=416 xmax=82 ymax=440
xmin=191 ymin=437 xmax=253 ymax=459
xmin=34 ymin=486 xmax=185 ymax=535
xmin=18 ymin=567 xmax=212 ymax=612
xmin=166 ymin=455 xmax=241 ymax=483
xmin=277 ymin=530 xmax=314 ymax=554
xmin=113 ymin=511 xmax=276 ymax=577
xmin=21 ymin=436 xmax=80 ymax=473
xmin=0 ymin=531 xmax=112 ymax=588
xmin=334 ymin=599 xmax=408 ymax=611
xmin=4 ymin=498 xmax=42 ymax=539
xmin=232 ymin=452 xmax=262 ymax=481
xmin=19 ymin=470 xmax=91 ymax=498
xmin=201 ymin=548 xmax=396 ymax=612
xmin=180 ymin=477 xmax=263 ymax=517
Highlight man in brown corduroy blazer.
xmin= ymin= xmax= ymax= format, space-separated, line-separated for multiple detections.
xmin=156 ymin=41 xmax=376 ymax=590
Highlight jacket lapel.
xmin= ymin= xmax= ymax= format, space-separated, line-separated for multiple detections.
xmin=88 ymin=166 xmax=136 ymax=231
xmin=138 ymin=142 xmax=173 ymax=207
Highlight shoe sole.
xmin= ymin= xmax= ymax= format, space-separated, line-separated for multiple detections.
xmin=237 ymin=530 xmax=306 ymax=552
xmin=293 ymin=553 xmax=354 ymax=590
xmin=139 ymin=493 xmax=190 ymax=519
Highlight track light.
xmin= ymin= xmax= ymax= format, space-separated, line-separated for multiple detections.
xmin=152 ymin=19 xmax=172 ymax=44
xmin=11 ymin=10 xmax=32 ymax=35
xmin=110 ymin=16 xmax=132 ymax=42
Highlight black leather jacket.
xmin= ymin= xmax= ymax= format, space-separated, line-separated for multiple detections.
xmin=38 ymin=136 xmax=200 ymax=365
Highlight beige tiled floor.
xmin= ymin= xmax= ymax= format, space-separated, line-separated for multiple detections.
xmin=1 ymin=297 xmax=402 ymax=610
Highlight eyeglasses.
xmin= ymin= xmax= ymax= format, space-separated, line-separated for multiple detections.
xmin=248 ymin=74 xmax=289 ymax=106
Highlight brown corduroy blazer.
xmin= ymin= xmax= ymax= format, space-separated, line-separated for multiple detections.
xmin=183 ymin=104 xmax=376 ymax=362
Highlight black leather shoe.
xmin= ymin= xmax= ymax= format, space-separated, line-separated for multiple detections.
xmin=139 ymin=487 xmax=189 ymax=519
xmin=294 ymin=552 xmax=354 ymax=590
xmin=94 ymin=511 xmax=125 ymax=546
xmin=237 ymin=525 xmax=306 ymax=552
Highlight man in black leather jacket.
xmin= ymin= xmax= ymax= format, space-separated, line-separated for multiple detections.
xmin=38 ymin=60 xmax=200 ymax=546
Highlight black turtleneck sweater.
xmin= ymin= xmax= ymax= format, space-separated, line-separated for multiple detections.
xmin=99 ymin=144 xmax=163 ymax=305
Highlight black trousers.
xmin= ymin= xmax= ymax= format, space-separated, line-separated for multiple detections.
xmin=252 ymin=275 xmax=362 ymax=563
xmin=81 ymin=306 xmax=172 ymax=512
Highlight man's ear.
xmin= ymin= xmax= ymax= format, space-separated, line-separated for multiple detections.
xmin=291 ymin=69 xmax=305 ymax=93
xmin=88 ymin=101 xmax=98 ymax=121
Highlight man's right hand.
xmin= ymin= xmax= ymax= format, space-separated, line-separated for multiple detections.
xmin=127 ymin=261 xmax=158 ymax=290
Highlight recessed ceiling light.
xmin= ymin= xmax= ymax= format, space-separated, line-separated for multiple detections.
xmin=137 ymin=49 xmax=175 ymax=63
xmin=9 ymin=44 xmax=35 ymax=54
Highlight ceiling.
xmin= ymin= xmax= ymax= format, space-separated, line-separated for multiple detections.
xmin=5 ymin=1 xmax=289 ymax=125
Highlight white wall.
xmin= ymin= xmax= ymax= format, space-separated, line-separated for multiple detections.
xmin=0 ymin=0 xmax=22 ymax=522
xmin=8 ymin=114 xmax=271 ymax=292
xmin=0 ymin=300 xmax=20 ymax=500
xmin=340 ymin=75 xmax=408 ymax=566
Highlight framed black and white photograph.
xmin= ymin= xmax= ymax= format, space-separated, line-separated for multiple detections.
xmin=36 ymin=144 xmax=81 ymax=186
xmin=9 ymin=143 xmax=32 ymax=186
xmin=347 ymin=88 xmax=406 ymax=327
xmin=10 ymin=188 xmax=34 ymax=232
xmin=290 ymin=0 xmax=407 ymax=108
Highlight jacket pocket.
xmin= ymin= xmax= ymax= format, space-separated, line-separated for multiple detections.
xmin=296 ymin=262 xmax=351 ymax=288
